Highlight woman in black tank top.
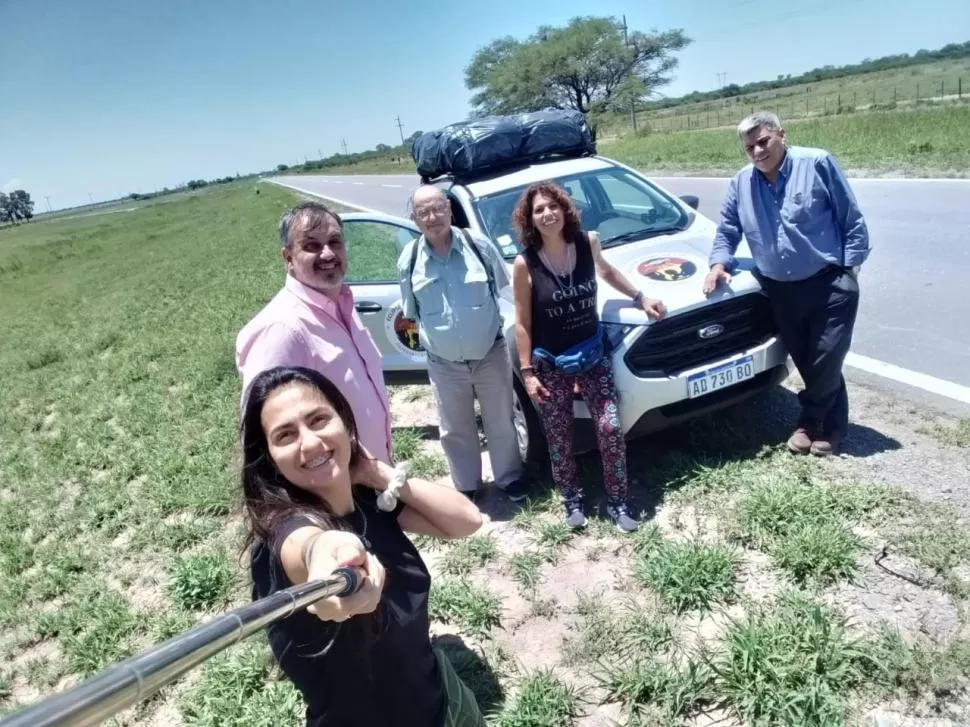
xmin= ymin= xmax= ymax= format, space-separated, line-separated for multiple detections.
xmin=240 ymin=366 xmax=487 ymax=726
xmin=511 ymin=181 xmax=666 ymax=534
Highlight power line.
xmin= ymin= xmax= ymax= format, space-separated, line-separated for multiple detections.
xmin=394 ymin=115 xmax=405 ymax=145
xmin=340 ymin=138 xmax=348 ymax=155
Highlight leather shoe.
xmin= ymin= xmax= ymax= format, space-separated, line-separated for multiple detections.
xmin=787 ymin=427 xmax=813 ymax=454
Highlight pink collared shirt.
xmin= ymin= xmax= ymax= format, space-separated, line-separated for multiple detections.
xmin=236 ymin=275 xmax=393 ymax=464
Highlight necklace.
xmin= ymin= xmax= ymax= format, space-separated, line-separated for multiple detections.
xmin=539 ymin=244 xmax=574 ymax=292
xmin=351 ymin=496 xmax=371 ymax=550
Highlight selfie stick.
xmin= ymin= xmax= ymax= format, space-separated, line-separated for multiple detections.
xmin=0 ymin=567 xmax=362 ymax=727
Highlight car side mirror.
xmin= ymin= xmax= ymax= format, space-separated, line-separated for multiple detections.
xmin=680 ymin=194 xmax=699 ymax=210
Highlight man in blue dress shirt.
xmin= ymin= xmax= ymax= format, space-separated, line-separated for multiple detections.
xmin=704 ymin=111 xmax=871 ymax=456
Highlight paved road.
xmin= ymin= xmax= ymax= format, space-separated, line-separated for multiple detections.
xmin=271 ymin=172 xmax=970 ymax=395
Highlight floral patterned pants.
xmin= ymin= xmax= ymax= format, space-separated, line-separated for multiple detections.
xmin=533 ymin=356 xmax=629 ymax=503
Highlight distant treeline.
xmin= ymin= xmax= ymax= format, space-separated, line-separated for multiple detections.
xmin=644 ymin=40 xmax=970 ymax=110
xmin=278 ymin=133 xmax=422 ymax=175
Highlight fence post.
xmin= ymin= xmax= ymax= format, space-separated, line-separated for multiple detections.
xmin=940 ymin=80 xmax=945 ymax=98
xmin=894 ymin=86 xmax=897 ymax=103
xmin=917 ymin=82 xmax=920 ymax=101
xmin=853 ymin=91 xmax=857 ymax=107
xmin=960 ymin=78 xmax=963 ymax=98
xmin=872 ymin=88 xmax=876 ymax=106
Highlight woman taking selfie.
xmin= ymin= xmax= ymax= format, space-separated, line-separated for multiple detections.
xmin=511 ymin=181 xmax=665 ymax=533
xmin=241 ymin=365 xmax=485 ymax=726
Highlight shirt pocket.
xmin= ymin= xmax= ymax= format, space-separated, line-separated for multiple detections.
xmin=412 ymin=276 xmax=445 ymax=317
xmin=783 ymin=187 xmax=826 ymax=225
xmin=457 ymin=268 xmax=490 ymax=309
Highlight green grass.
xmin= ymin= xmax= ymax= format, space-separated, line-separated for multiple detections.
xmin=600 ymin=104 xmax=970 ymax=174
xmin=168 ymin=551 xmax=235 ymax=611
xmin=604 ymin=56 xmax=970 ymax=135
xmin=597 ymin=657 xmax=711 ymax=727
xmin=633 ymin=526 xmax=737 ymax=613
xmin=180 ymin=642 xmax=303 ymax=727
xmin=440 ymin=534 xmax=498 ymax=577
xmin=493 ymin=670 xmax=581 ymax=727
xmin=707 ymin=594 xmax=879 ymax=727
xmin=732 ymin=480 xmax=868 ymax=586
xmin=429 ymin=578 xmax=503 ymax=639
xmin=564 ymin=593 xmax=673 ymax=665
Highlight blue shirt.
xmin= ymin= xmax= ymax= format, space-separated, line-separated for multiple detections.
xmin=396 ymin=227 xmax=511 ymax=363
xmin=710 ymin=146 xmax=871 ymax=282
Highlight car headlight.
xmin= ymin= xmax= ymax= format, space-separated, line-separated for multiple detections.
xmin=602 ymin=322 xmax=634 ymax=350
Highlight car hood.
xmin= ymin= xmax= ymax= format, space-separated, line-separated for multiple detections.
xmin=593 ymin=220 xmax=759 ymax=325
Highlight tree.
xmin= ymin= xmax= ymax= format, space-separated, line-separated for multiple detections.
xmin=0 ymin=190 xmax=34 ymax=223
xmin=375 ymin=143 xmax=392 ymax=153
xmin=465 ymin=16 xmax=690 ymax=124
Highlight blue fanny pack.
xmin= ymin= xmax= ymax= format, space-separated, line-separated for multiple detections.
xmin=533 ymin=325 xmax=606 ymax=376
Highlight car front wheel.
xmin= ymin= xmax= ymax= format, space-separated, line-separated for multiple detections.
xmin=512 ymin=376 xmax=548 ymax=467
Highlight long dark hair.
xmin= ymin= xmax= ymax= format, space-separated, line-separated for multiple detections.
xmin=511 ymin=180 xmax=583 ymax=250
xmin=241 ymin=365 xmax=363 ymax=553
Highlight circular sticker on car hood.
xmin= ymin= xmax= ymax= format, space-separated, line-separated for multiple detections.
xmin=637 ymin=256 xmax=697 ymax=282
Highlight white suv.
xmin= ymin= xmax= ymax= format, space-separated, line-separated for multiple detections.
xmin=334 ymin=154 xmax=790 ymax=464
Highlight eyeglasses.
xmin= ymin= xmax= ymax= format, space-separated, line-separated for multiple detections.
xmin=414 ymin=203 xmax=450 ymax=221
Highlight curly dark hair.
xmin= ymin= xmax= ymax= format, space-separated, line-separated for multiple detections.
xmin=511 ymin=180 xmax=583 ymax=250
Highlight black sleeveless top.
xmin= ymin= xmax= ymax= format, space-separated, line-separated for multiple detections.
xmin=249 ymin=487 xmax=445 ymax=727
xmin=522 ymin=231 xmax=599 ymax=356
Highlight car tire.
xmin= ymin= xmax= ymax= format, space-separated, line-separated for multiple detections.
xmin=512 ymin=375 xmax=548 ymax=467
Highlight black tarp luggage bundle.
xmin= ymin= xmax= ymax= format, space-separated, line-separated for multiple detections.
xmin=411 ymin=109 xmax=596 ymax=182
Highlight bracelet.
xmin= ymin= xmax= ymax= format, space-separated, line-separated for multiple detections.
xmin=632 ymin=291 xmax=644 ymax=305
xmin=376 ymin=463 xmax=409 ymax=512
xmin=302 ymin=532 xmax=324 ymax=572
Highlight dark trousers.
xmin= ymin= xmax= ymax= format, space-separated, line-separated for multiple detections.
xmin=757 ymin=266 xmax=860 ymax=439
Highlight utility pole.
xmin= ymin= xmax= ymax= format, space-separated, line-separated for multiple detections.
xmin=340 ymin=138 xmax=348 ymax=155
xmin=620 ymin=16 xmax=637 ymax=133
xmin=318 ymin=148 xmax=323 ymax=159
xmin=45 ymin=196 xmax=53 ymax=214
xmin=88 ymin=192 xmax=94 ymax=205
xmin=395 ymin=115 xmax=406 ymax=145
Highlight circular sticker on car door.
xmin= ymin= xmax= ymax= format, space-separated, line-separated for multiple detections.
xmin=637 ymin=256 xmax=697 ymax=282
xmin=384 ymin=303 xmax=426 ymax=360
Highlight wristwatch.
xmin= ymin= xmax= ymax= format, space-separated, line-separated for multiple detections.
xmin=632 ymin=291 xmax=644 ymax=305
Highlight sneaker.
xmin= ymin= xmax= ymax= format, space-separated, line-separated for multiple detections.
xmin=606 ymin=500 xmax=639 ymax=533
xmin=564 ymin=499 xmax=587 ymax=529
xmin=500 ymin=480 xmax=530 ymax=503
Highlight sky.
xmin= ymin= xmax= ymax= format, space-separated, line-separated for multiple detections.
xmin=1 ymin=0 xmax=968 ymax=210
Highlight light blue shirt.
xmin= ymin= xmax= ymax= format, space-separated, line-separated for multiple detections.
xmin=397 ymin=227 xmax=511 ymax=363
xmin=710 ymin=146 xmax=871 ymax=281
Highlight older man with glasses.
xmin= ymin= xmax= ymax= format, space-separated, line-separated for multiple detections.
xmin=397 ymin=185 xmax=528 ymax=502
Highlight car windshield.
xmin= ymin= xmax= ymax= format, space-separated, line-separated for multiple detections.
xmin=474 ymin=166 xmax=691 ymax=258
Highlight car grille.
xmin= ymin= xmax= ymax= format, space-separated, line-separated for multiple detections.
xmin=623 ymin=293 xmax=776 ymax=377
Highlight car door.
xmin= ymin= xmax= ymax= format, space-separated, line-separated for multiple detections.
xmin=338 ymin=213 xmax=427 ymax=381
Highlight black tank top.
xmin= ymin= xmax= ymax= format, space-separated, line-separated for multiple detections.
xmin=250 ymin=487 xmax=446 ymax=727
xmin=523 ymin=231 xmax=599 ymax=356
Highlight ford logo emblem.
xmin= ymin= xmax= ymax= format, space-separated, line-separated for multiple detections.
xmin=698 ymin=324 xmax=724 ymax=339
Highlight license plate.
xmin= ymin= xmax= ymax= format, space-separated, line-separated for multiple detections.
xmin=687 ymin=356 xmax=755 ymax=399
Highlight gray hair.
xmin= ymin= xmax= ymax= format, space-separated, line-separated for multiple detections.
xmin=737 ymin=111 xmax=782 ymax=140
xmin=406 ymin=184 xmax=446 ymax=218
xmin=278 ymin=201 xmax=342 ymax=247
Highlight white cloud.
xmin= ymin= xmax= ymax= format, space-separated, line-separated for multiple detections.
xmin=2 ymin=178 xmax=24 ymax=194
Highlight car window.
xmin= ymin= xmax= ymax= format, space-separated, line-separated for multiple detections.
xmin=341 ymin=220 xmax=419 ymax=283
xmin=475 ymin=167 xmax=690 ymax=257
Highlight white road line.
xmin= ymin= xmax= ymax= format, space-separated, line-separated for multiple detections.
xmin=332 ymin=180 xmax=344 ymax=184
xmin=353 ymin=182 xmax=364 ymax=185
xmin=381 ymin=183 xmax=402 ymax=188
xmin=845 ymin=353 xmax=970 ymax=405
xmin=269 ymin=179 xmax=382 ymax=215
xmin=269 ymin=179 xmax=970 ymax=405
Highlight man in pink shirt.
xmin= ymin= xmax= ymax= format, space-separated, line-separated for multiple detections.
xmin=236 ymin=201 xmax=393 ymax=463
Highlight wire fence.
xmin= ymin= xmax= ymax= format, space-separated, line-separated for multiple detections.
xmin=632 ymin=75 xmax=966 ymax=134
